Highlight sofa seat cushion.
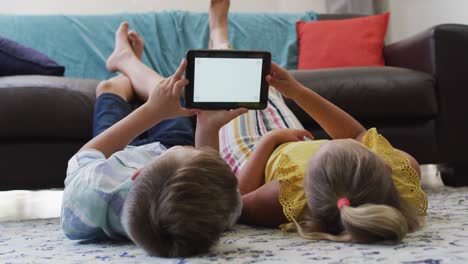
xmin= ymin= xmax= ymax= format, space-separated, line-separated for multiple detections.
xmin=287 ymin=66 xmax=437 ymax=126
xmin=0 ymin=75 xmax=98 ymax=139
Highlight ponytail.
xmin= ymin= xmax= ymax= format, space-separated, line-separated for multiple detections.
xmin=281 ymin=217 xmax=352 ymax=242
xmin=340 ymin=203 xmax=408 ymax=243
xmin=282 ymin=202 xmax=419 ymax=244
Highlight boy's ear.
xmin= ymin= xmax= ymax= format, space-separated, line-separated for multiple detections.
xmin=131 ymin=168 xmax=142 ymax=180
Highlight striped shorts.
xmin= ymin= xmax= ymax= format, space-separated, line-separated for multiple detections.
xmin=219 ymin=88 xmax=304 ymax=175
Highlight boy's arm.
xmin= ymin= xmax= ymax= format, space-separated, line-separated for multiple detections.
xmin=236 ymin=128 xmax=313 ymax=195
xmin=267 ymin=63 xmax=366 ymax=140
xmin=194 ymin=109 xmax=247 ymax=150
xmin=81 ymin=61 xmax=195 ymax=158
xmin=80 ymin=104 xmax=166 ymax=158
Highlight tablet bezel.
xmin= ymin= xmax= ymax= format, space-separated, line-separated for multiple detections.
xmin=184 ymin=49 xmax=271 ymax=110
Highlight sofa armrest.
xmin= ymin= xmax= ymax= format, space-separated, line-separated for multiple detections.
xmin=384 ymin=24 xmax=468 ymax=162
xmin=384 ymin=24 xmax=468 ymax=76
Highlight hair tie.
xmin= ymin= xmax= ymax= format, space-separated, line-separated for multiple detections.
xmin=337 ymin=198 xmax=351 ymax=210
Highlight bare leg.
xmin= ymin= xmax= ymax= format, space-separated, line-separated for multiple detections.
xmin=106 ymin=22 xmax=166 ymax=102
xmin=209 ymin=0 xmax=230 ymax=48
xmin=96 ymin=74 xmax=134 ymax=102
xmin=127 ymin=29 xmax=155 ymax=101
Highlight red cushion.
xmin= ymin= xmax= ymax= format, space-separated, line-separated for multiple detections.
xmin=297 ymin=13 xmax=390 ymax=70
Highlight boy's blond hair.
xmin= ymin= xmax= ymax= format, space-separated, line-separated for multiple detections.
xmin=283 ymin=139 xmax=422 ymax=243
xmin=122 ymin=147 xmax=239 ymax=257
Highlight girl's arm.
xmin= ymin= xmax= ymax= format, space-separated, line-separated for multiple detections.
xmin=236 ymin=133 xmax=278 ymax=195
xmin=237 ymin=128 xmax=313 ymax=195
xmin=292 ymin=85 xmax=366 ymax=140
xmin=240 ymin=180 xmax=288 ymax=227
xmin=267 ymin=63 xmax=366 ymax=140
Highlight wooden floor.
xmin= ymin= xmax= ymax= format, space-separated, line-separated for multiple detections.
xmin=0 ymin=165 xmax=444 ymax=222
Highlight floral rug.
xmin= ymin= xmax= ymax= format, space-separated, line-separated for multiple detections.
xmin=1 ymin=187 xmax=467 ymax=264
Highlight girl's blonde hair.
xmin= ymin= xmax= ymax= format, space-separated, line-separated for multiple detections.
xmin=283 ymin=139 xmax=422 ymax=243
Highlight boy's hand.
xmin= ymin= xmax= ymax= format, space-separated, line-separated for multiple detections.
xmin=195 ymin=108 xmax=247 ymax=150
xmin=197 ymin=108 xmax=248 ymax=130
xmin=266 ymin=128 xmax=314 ymax=145
xmin=266 ymin=63 xmax=302 ymax=99
xmin=145 ymin=59 xmax=197 ymax=121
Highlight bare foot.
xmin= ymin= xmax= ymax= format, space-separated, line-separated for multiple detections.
xmin=106 ymin=22 xmax=136 ymax=72
xmin=129 ymin=30 xmax=144 ymax=60
xmin=209 ymin=0 xmax=230 ymax=47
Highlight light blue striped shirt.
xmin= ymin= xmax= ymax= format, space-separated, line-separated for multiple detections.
xmin=61 ymin=142 xmax=167 ymax=240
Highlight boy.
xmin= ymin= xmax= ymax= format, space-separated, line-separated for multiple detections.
xmin=61 ymin=18 xmax=246 ymax=257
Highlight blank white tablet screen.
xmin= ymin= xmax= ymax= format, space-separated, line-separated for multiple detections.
xmin=193 ymin=57 xmax=263 ymax=102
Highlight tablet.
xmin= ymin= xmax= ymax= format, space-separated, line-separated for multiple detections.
xmin=184 ymin=49 xmax=271 ymax=110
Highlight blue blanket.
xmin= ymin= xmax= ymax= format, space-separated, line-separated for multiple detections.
xmin=0 ymin=11 xmax=316 ymax=80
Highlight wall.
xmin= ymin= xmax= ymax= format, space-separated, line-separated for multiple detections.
xmin=382 ymin=0 xmax=468 ymax=43
xmin=8 ymin=1 xmax=468 ymax=44
xmin=0 ymin=0 xmax=326 ymax=14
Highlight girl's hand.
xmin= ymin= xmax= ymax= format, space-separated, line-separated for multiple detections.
xmin=266 ymin=128 xmax=314 ymax=145
xmin=266 ymin=63 xmax=302 ymax=99
xmin=145 ymin=59 xmax=197 ymax=121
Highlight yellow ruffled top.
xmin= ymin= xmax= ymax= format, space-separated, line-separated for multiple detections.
xmin=264 ymin=128 xmax=428 ymax=224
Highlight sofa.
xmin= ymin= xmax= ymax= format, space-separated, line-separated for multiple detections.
xmin=1 ymin=12 xmax=468 ymax=190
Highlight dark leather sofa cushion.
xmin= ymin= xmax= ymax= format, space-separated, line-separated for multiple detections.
xmin=288 ymin=66 xmax=437 ymax=126
xmin=0 ymin=66 xmax=436 ymax=140
xmin=0 ymin=75 xmax=98 ymax=139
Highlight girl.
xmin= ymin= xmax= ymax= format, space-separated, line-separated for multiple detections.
xmin=210 ymin=0 xmax=427 ymax=243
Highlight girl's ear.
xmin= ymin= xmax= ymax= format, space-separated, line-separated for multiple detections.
xmin=131 ymin=168 xmax=142 ymax=180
